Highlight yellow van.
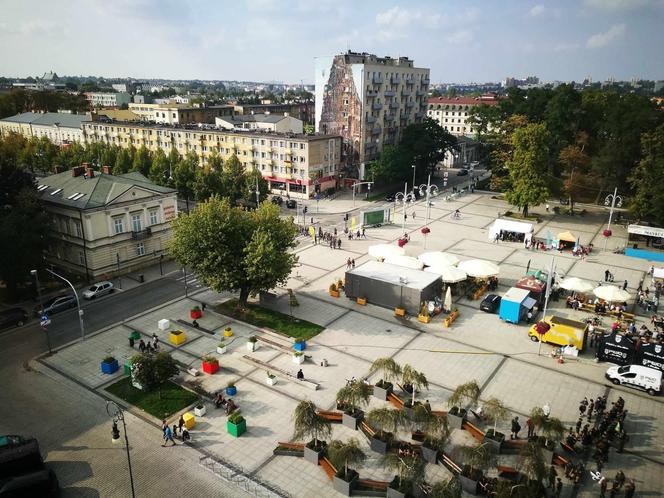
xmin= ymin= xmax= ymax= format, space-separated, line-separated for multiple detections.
xmin=528 ymin=315 xmax=588 ymax=350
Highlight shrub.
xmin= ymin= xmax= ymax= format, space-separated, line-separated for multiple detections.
xmin=227 ymin=380 xmax=236 ymax=388
xmin=202 ymin=355 xmax=217 ymax=363
xmin=228 ymin=411 xmax=244 ymax=424
xmin=102 ymin=356 xmax=116 ymax=364
xmin=248 ymin=336 xmax=258 ymax=343
xmin=217 ymin=341 xmax=225 ymax=348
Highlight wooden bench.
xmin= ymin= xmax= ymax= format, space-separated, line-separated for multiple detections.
xmin=497 ymin=465 xmax=519 ymax=478
xmin=320 ymin=457 xmax=337 ymax=480
xmin=237 ymin=354 xmax=319 ymax=390
xmin=502 ymin=438 xmax=528 ymax=450
xmin=439 ymin=451 xmax=462 ymax=475
xmin=277 ymin=442 xmax=305 ymax=450
xmin=462 ymin=420 xmax=485 ymax=442
xmin=176 ymin=319 xmax=214 ymax=335
xmin=357 ymin=479 xmax=389 ymax=491
xmin=317 ymin=410 xmax=343 ymax=423
xmin=360 ymin=421 xmax=375 ymax=438
xmin=431 ymin=410 xmax=447 ymax=418
xmin=553 ymin=454 xmax=568 ymax=467
xmin=387 ymin=392 xmax=405 ymax=410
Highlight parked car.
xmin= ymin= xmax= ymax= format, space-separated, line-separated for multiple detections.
xmin=605 ymin=365 xmax=661 ymax=396
xmin=0 ymin=308 xmax=28 ymax=329
xmin=82 ymin=281 xmax=114 ymax=300
xmin=34 ymin=295 xmax=76 ymax=317
xmin=480 ymin=294 xmax=501 ymax=313
xmin=285 ymin=199 xmax=297 ymax=209
xmin=456 ymin=168 xmax=469 ymax=176
xmin=271 ymin=195 xmax=283 ymax=205
xmin=0 ymin=435 xmax=59 ymax=496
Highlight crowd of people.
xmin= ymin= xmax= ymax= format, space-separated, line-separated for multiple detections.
xmin=137 ymin=333 xmax=160 ymax=354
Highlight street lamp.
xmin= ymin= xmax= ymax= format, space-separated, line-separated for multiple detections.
xmin=106 ymin=401 xmax=136 ymax=498
xmin=45 ymin=268 xmax=85 ymax=341
xmin=411 ymin=164 xmax=416 ymax=190
xmin=603 ymin=187 xmax=623 ymax=251
xmin=30 ymin=269 xmax=51 ymax=354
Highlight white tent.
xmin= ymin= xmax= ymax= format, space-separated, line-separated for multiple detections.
xmin=418 ymin=251 xmax=460 ymax=267
xmin=457 ymin=259 xmax=500 ymax=278
xmin=488 ymin=219 xmax=534 ymax=240
xmin=593 ymin=285 xmax=630 ymax=302
xmin=368 ymin=244 xmax=406 ymax=259
xmin=424 ymin=265 xmax=467 ymax=283
xmin=384 ymin=255 xmax=424 ymax=270
xmin=559 ymin=277 xmax=595 ymax=294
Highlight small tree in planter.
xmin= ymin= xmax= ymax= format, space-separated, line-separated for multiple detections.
xmin=328 ymin=438 xmax=366 ymax=496
xmin=336 ymin=382 xmax=372 ymax=429
xmin=401 ymin=364 xmax=429 ymax=415
xmin=366 ymin=407 xmax=407 ymax=455
xmin=481 ymin=397 xmax=509 ymax=451
xmin=247 ymin=335 xmax=258 ymax=351
xmin=266 ymin=371 xmax=276 ymax=386
xmin=225 ymin=380 xmax=237 ymax=396
xmin=536 ymin=416 xmax=565 ymax=463
xmin=417 ymin=409 xmax=450 ymax=464
xmin=446 ymin=380 xmax=480 ymax=429
xmin=130 ymin=352 xmax=178 ymax=399
xmin=101 ymin=356 xmax=119 ymax=374
xmin=216 ymin=341 xmax=227 ymax=354
xmin=293 ymin=338 xmax=307 ymax=351
xmin=329 ymin=282 xmax=340 ymax=297
xmin=292 ymin=400 xmax=332 ymax=465
xmin=455 ymin=442 xmax=497 ymax=495
xmin=201 ymin=355 xmax=219 ymax=375
xmin=292 ymin=350 xmax=305 ymax=364
xmin=223 ymin=326 xmax=233 ymax=337
xmin=227 ymin=411 xmax=246 ymax=437
xmin=428 ymin=478 xmax=462 ymax=498
xmin=518 ymin=441 xmax=546 ymax=492
xmin=190 ymin=305 xmax=202 ymax=319
xmin=369 ymin=357 xmax=402 ymax=400
xmin=382 ymin=452 xmax=426 ymax=498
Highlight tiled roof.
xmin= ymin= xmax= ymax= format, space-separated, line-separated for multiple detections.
xmin=0 ymin=112 xmax=91 ymax=129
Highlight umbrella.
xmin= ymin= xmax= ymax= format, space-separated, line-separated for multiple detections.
xmin=558 ymin=231 xmax=576 ymax=243
xmin=418 ymin=251 xmax=460 ymax=267
xmin=368 ymin=244 xmax=406 ymax=259
xmin=384 ymin=255 xmax=424 ymax=270
xmin=457 ymin=259 xmax=500 ymax=278
xmin=444 ymin=286 xmax=452 ymax=311
xmin=424 ymin=265 xmax=467 ymax=283
xmin=593 ymin=285 xmax=630 ymax=302
xmin=560 ymin=277 xmax=594 ymax=294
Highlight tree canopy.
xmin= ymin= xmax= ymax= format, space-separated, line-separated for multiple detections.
xmin=629 ymin=124 xmax=664 ymax=226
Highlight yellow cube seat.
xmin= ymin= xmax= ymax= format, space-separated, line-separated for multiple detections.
xmin=182 ymin=412 xmax=195 ymax=429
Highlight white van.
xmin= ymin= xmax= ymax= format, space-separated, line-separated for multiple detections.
xmin=605 ymin=365 xmax=662 ymax=396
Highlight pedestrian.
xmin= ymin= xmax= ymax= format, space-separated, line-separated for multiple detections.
xmin=337 ymin=239 xmax=341 ymax=249
xmin=579 ymin=399 xmax=587 ymax=416
xmin=614 ymin=471 xmax=625 ymax=489
xmin=351 ymin=259 xmax=355 ymax=269
xmin=599 ymin=476 xmax=608 ymax=497
xmin=543 ymin=401 xmax=551 ymax=418
xmin=362 ymin=227 xmax=366 ymax=238
xmin=650 ymin=265 xmax=655 ymax=277
xmin=296 ymin=369 xmax=304 ymax=380
xmin=172 ymin=423 xmax=179 ymax=438
xmin=546 ymin=203 xmax=550 ymax=212
xmin=181 ymin=427 xmax=191 ymax=442
xmin=161 ymin=418 xmax=168 ymax=435
xmin=510 ymin=416 xmax=521 ymax=440
xmin=605 ymin=269 xmax=610 ymax=282
xmin=138 ymin=339 xmax=146 ymax=353
xmin=178 ymin=415 xmax=185 ymax=434
xmin=623 ymin=279 xmax=628 ymax=290
xmin=555 ymin=478 xmax=562 ymax=497
xmin=623 ymin=479 xmax=635 ymax=498
xmin=162 ymin=425 xmax=176 ymax=446
xmin=346 ymin=258 xmax=351 ymax=270
xmin=526 ymin=417 xmax=535 ymax=438
xmin=152 ymin=333 xmax=159 ymax=351
xmin=548 ymin=465 xmax=557 ymax=489
xmin=412 ymin=211 xmax=416 ymax=220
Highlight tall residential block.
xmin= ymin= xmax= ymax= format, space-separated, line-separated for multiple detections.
xmin=315 ymin=51 xmax=430 ymax=179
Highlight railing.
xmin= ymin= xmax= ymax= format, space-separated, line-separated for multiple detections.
xmin=372 ymin=75 xmax=383 ymax=84
xmin=384 ymin=90 xmax=396 ymax=97
xmin=391 ymin=75 xmax=401 ymax=84
xmin=199 ymin=455 xmax=291 ymax=498
xmin=366 ymin=115 xmax=376 ymax=124
xmin=131 ymin=227 xmax=152 ymax=240
xmin=372 ymin=102 xmax=383 ymax=110
xmin=401 ymin=89 xmax=411 ymax=96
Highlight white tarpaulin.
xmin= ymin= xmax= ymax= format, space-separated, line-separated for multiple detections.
xmin=384 ymin=255 xmax=424 ymax=270
xmin=593 ymin=285 xmax=630 ymax=302
xmin=488 ymin=219 xmax=534 ymax=240
xmin=368 ymin=244 xmax=406 ymax=259
xmin=424 ymin=265 xmax=467 ymax=283
xmin=418 ymin=252 xmax=460 ymax=267
xmin=653 ymin=268 xmax=664 ymax=280
xmin=458 ymin=259 xmax=500 ymax=278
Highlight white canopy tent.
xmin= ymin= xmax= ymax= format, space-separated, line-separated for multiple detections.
xmin=424 ymin=265 xmax=467 ymax=283
xmin=384 ymin=255 xmax=424 ymax=270
xmin=458 ymin=259 xmax=500 ymax=278
xmin=593 ymin=285 xmax=630 ymax=302
xmin=418 ymin=251 xmax=460 ymax=267
xmin=368 ymin=244 xmax=406 ymax=259
xmin=488 ymin=218 xmax=534 ymax=240
xmin=559 ymin=277 xmax=595 ymax=294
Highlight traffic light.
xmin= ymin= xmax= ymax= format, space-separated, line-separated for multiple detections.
xmin=303 ymin=206 xmax=308 ymax=214
xmin=344 ymin=213 xmax=349 ymax=221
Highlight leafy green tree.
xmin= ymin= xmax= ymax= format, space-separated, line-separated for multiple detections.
xmin=244 ymin=168 xmax=269 ymax=206
xmin=169 ymin=197 xmax=297 ymax=306
xmin=292 ymin=400 xmax=331 ymax=448
xmin=131 ymin=145 xmax=151 ymax=176
xmin=401 ymin=364 xmax=428 ymax=407
xmin=129 ymin=352 xmax=179 ymax=398
xmin=381 ymin=452 xmax=426 ymax=492
xmin=148 ymin=149 xmax=169 ymax=185
xmin=367 ymin=145 xmax=409 ymax=184
xmin=113 ymin=148 xmax=132 ymax=175
xmin=172 ymin=151 xmax=198 ymax=212
xmin=400 ymin=118 xmax=457 ymax=180
xmin=429 ymin=479 xmax=462 ymax=498
xmin=193 ymin=164 xmax=224 ymax=201
xmin=327 ymin=438 xmax=366 ymax=479
xmin=559 ymin=132 xmax=592 ymax=211
xmin=505 ymin=123 xmax=551 ymax=217
xmin=629 ymin=124 xmax=664 ymax=225
xmin=220 ymin=154 xmax=246 ymax=205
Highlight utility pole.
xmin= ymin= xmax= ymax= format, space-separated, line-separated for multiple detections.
xmin=402 ymin=182 xmax=407 ymax=231
xmin=538 ymin=257 xmax=555 ymax=356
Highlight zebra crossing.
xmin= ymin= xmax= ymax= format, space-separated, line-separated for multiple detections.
xmin=175 ymin=273 xmax=205 ymax=291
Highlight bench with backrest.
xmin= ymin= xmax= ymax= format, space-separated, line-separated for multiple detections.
xmin=439 ymin=451 xmax=462 ymax=475
xmin=317 ymin=410 xmax=343 ymax=423
xmin=320 ymin=457 xmax=337 ymax=480
xmin=387 ymin=392 xmax=405 ymax=409
xmin=277 ymin=442 xmax=305 ymax=450
xmin=360 ymin=420 xmax=375 ymax=438
xmin=357 ymin=479 xmax=389 ymax=491
xmin=462 ymin=420 xmax=485 ymax=442
xmin=238 ymin=354 xmax=319 ymax=390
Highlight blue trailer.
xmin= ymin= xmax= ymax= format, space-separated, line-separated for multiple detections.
xmin=499 ymin=287 xmax=535 ymax=324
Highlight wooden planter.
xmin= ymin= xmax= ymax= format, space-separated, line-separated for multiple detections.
xmin=417 ymin=314 xmax=431 ymax=323
xmin=471 ymin=284 xmax=488 ymax=301
xmin=443 ymin=311 xmax=459 ymax=328
xmin=201 ymin=360 xmax=219 ymax=375
xmin=329 ymin=289 xmax=340 ymax=298
xmin=356 ymin=297 xmax=367 ymax=305
xmin=169 ymin=330 xmax=186 ymax=345
xmin=394 ymin=307 xmax=406 ymax=317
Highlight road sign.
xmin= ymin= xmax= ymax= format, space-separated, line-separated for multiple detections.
xmin=41 ymin=314 xmax=48 ymax=322
xmin=40 ymin=319 xmax=51 ymax=327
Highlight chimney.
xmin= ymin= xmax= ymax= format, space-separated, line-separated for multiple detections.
xmin=86 ymin=166 xmax=94 ymax=178
xmin=71 ymin=166 xmax=84 ymax=177
xmin=102 ymin=165 xmax=111 ymax=175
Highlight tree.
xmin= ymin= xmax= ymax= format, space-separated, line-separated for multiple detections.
xmin=172 ymin=151 xmax=198 ymax=212
xmin=518 ymin=442 xmax=546 ymax=486
xmin=148 ymin=149 xmax=170 ymax=185
xmin=131 ymin=145 xmax=151 ymax=176
xmin=400 ymin=364 xmax=428 ymax=407
xmin=220 ymin=154 xmax=246 ymax=205
xmin=482 ymin=397 xmax=509 ymax=437
xmin=381 ymin=452 xmax=426 ymax=492
xmin=368 ymin=357 xmax=402 ymax=387
xmin=292 ymin=400 xmax=331 ymax=449
xmin=447 ymin=381 xmax=481 ymax=410
xmin=629 ymin=124 xmax=664 ymax=226
xmin=505 ymin=122 xmax=551 ymax=217
xmin=113 ymin=148 xmax=132 ymax=175
xmin=400 ymin=118 xmax=457 ymax=180
xmin=169 ymin=197 xmax=297 ymax=307
xmin=455 ymin=442 xmax=497 ymax=480
xmin=327 ymin=438 xmax=366 ymax=479
xmin=129 ymin=352 xmax=179 ymax=398
xmin=366 ymin=407 xmax=407 ymax=440
xmin=336 ymin=382 xmax=371 ymax=416
xmin=559 ymin=132 xmax=592 ymax=211
xmin=367 ymin=145 xmax=410 ymax=184
xmin=193 ymin=164 xmax=224 ymax=201
xmin=244 ymin=168 xmax=270 ymax=206
xmin=429 ymin=479 xmax=462 ymax=498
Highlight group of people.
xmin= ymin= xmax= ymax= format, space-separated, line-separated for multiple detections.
xmin=138 ymin=333 xmax=160 ymax=354
xmin=213 ymin=391 xmax=238 ymax=415
xmin=345 ymin=258 xmax=356 ymax=270
xmin=571 ymin=243 xmax=593 ymax=258
xmin=161 ymin=416 xmax=191 ymax=447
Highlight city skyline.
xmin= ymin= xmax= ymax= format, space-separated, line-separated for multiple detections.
xmin=1 ymin=0 xmax=663 ymax=84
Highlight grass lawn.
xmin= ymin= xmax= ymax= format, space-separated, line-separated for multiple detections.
xmin=217 ymin=298 xmax=324 ymax=340
xmin=105 ymin=377 xmax=197 ymax=419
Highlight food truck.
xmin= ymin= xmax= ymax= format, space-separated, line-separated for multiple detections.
xmin=498 ymin=287 xmax=536 ymax=324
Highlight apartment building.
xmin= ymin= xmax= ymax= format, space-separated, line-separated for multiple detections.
xmin=128 ymin=103 xmax=234 ymax=124
xmin=37 ymin=165 xmax=177 ymax=280
xmin=84 ymin=92 xmax=132 ymax=108
xmin=215 ymin=113 xmax=303 ymax=134
xmin=233 ymin=102 xmax=315 ymax=125
xmin=0 ymin=112 xmax=90 ymax=144
xmin=315 ymin=51 xmax=430 ymax=179
xmin=426 ymin=96 xmax=499 ymax=137
xmin=82 ymin=121 xmax=342 ymax=198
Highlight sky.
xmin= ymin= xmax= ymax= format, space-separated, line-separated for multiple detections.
xmin=1 ymin=0 xmax=663 ymax=84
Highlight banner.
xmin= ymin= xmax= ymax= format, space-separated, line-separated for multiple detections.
xmin=635 ymin=342 xmax=664 ymax=372
xmin=597 ymin=333 xmax=635 ymax=366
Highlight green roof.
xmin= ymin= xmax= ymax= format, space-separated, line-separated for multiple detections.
xmin=37 ymin=170 xmax=175 ymax=210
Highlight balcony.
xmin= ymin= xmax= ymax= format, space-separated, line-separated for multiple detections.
xmin=372 ymin=102 xmax=383 ymax=111
xmin=371 ymin=126 xmax=382 ymax=135
xmin=401 ymin=89 xmax=411 ymax=97
xmin=366 ymin=115 xmax=376 ymax=124
xmin=384 ymin=113 xmax=395 ymax=121
xmin=400 ymin=112 xmax=409 ymax=120
xmin=415 ymin=111 xmax=425 ymax=119
xmin=422 ymin=77 xmax=430 ymax=84
xmin=384 ymin=90 xmax=396 ymax=97
xmin=131 ymin=227 xmax=152 ymax=240
xmin=416 ymin=89 xmax=426 ymax=96
xmin=391 ymin=74 xmax=401 ymax=84
xmin=372 ymin=74 xmax=384 ymax=84
xmin=389 ymin=101 xmax=399 ymax=109
xmin=366 ymin=90 xmax=378 ymax=97
xmin=406 ymin=101 xmax=415 ymax=108
xmin=405 ymin=77 xmax=414 ymax=85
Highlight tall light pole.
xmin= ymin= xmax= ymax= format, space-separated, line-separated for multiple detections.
xmin=538 ymin=256 xmax=556 ymax=356
xmin=402 ymin=182 xmax=408 ymax=231
xmin=411 ymin=164 xmax=416 ymax=191
xmin=31 ymin=269 xmax=51 ymax=354
xmin=45 ymin=268 xmax=85 ymax=341
xmin=107 ymin=401 xmax=136 ymax=498
xmin=254 ymin=177 xmax=260 ymax=207
xmin=603 ymin=187 xmax=623 ymax=251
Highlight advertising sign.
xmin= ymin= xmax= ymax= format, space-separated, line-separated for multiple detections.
xmin=635 ymin=342 xmax=664 ymax=372
xmin=597 ymin=333 xmax=635 ymax=366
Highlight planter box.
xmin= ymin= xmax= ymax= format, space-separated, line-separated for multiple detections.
xmin=542 ymin=447 xmax=554 ymax=464
xmin=483 ymin=432 xmax=504 ymax=453
xmin=356 ymin=297 xmax=367 ymax=305
xmin=216 ymin=346 xmax=227 ymax=354
xmin=370 ymin=436 xmax=388 ymax=454
xmin=182 ymin=412 xmax=195 ymax=429
xmin=292 ymin=354 xmax=305 ymax=364
xmin=227 ymin=418 xmax=246 ymax=438
xmin=202 ymin=360 xmax=219 ymax=375
xmin=402 ymin=404 xmax=414 ymax=419
xmin=225 ymin=386 xmax=237 ymax=396
xmin=394 ymin=307 xmax=406 ymax=317
xmin=158 ymin=319 xmax=170 ymax=331
xmin=194 ymin=405 xmax=206 ymax=417
xmin=373 ymin=382 xmax=393 ymax=401
xmin=333 ymin=474 xmax=358 ymax=496
xmin=293 ymin=341 xmax=307 ymax=352
xmin=303 ymin=445 xmax=324 ymax=465
xmin=447 ymin=409 xmax=466 ymax=430
xmin=421 ymin=445 xmax=438 ymax=464
xmin=123 ymin=359 xmax=132 ymax=376
xmin=417 ymin=314 xmax=431 ymax=324
xmin=342 ymin=410 xmax=364 ymax=430
xmin=223 ymin=328 xmax=233 ymax=337
xmin=247 ymin=341 xmax=257 ymax=352
xmin=387 ymin=486 xmax=406 ymax=498
xmin=169 ymin=331 xmax=186 ymax=345
xmin=458 ymin=475 xmax=479 ymax=495
xmin=101 ymin=359 xmax=119 ymax=375
xmin=266 ymin=377 xmax=276 ymax=386
xmin=190 ymin=309 xmax=202 ymax=319
xmin=329 ymin=289 xmax=340 ymax=298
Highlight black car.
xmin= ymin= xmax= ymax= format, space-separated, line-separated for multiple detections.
xmin=0 ymin=308 xmax=28 ymax=329
xmin=34 ymin=295 xmax=76 ymax=317
xmin=285 ymin=199 xmax=297 ymax=209
xmin=456 ymin=168 xmax=469 ymax=176
xmin=271 ymin=195 xmax=283 ymax=205
xmin=480 ymin=294 xmax=502 ymax=313
xmin=0 ymin=435 xmax=59 ymax=497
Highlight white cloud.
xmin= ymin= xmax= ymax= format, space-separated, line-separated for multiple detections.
xmin=586 ymin=23 xmax=626 ymax=48
xmin=375 ymin=6 xmax=442 ymax=29
xmin=528 ymin=4 xmax=546 ymax=17
xmin=552 ymin=42 xmax=580 ymax=52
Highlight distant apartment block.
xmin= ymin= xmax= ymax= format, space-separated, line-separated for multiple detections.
xmin=127 ymin=103 xmax=234 ymax=124
xmin=0 ymin=112 xmax=90 ymax=144
xmin=315 ymin=51 xmax=430 ymax=179
xmin=233 ymin=103 xmax=315 ymax=125
xmin=426 ymin=96 xmax=499 ymax=137
xmin=84 ymin=92 xmax=132 ymax=108
xmin=215 ymin=113 xmax=303 ymax=134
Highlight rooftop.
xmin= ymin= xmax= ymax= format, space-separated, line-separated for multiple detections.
xmin=1 ymin=112 xmax=91 ymax=128
xmin=347 ymin=260 xmax=439 ymax=290
xmin=217 ymin=113 xmax=293 ymax=124
xmin=427 ymin=96 xmax=500 ymax=106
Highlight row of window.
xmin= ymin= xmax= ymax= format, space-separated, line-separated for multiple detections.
xmin=432 ymin=111 xmax=469 ymax=117
xmin=113 ymin=210 xmax=159 ymax=235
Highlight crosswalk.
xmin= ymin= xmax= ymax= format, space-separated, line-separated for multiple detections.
xmin=175 ymin=274 xmax=205 ymax=291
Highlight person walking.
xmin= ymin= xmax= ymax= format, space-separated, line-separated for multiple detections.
xmin=599 ymin=476 xmax=608 ymax=497
xmin=351 ymin=259 xmax=355 ymax=269
xmin=346 ymin=258 xmax=352 ymax=270
xmin=526 ymin=416 xmax=535 ymax=438
xmin=623 ymin=279 xmax=628 ymax=291
xmin=555 ymin=478 xmax=562 ymax=497
xmin=162 ymin=425 xmax=176 ymax=446
xmin=161 ymin=419 xmax=168 ymax=435
xmin=178 ymin=415 xmax=185 ymax=435
xmin=547 ymin=465 xmax=557 ymax=489
xmin=296 ymin=369 xmax=304 ymax=380
xmin=362 ymin=227 xmax=366 ymax=238
xmin=510 ymin=416 xmax=521 ymax=440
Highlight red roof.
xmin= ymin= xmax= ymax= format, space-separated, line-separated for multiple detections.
xmin=427 ymin=96 xmax=499 ymax=106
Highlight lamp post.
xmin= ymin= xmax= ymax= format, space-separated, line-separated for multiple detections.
xmin=30 ymin=269 xmax=51 ymax=354
xmin=45 ymin=268 xmax=85 ymax=341
xmin=603 ymin=187 xmax=623 ymax=251
xmin=351 ymin=181 xmax=374 ymax=207
xmin=538 ymin=256 xmax=556 ymax=356
xmin=106 ymin=401 xmax=136 ymax=498
xmin=411 ymin=164 xmax=416 ymax=191
xmin=182 ymin=268 xmax=188 ymax=297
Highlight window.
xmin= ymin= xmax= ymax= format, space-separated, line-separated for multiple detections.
xmin=131 ymin=213 xmax=142 ymax=232
xmin=73 ymin=220 xmax=82 ymax=238
xmin=78 ymin=252 xmax=85 ymax=265
xmin=136 ymin=243 xmax=145 ymax=256
xmin=149 ymin=210 xmax=158 ymax=225
xmin=113 ymin=217 xmax=124 ymax=234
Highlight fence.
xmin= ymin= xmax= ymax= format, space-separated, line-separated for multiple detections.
xmin=199 ymin=455 xmax=291 ymax=498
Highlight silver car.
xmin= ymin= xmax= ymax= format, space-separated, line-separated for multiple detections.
xmin=82 ymin=281 xmax=114 ymax=299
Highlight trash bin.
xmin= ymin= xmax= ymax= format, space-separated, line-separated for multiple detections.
xmin=138 ymin=274 xmax=144 ymax=283
xmin=129 ymin=337 xmax=135 ymax=348
xmin=320 ymin=358 xmax=328 ymax=367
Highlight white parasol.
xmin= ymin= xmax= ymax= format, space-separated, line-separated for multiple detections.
xmin=444 ymin=286 xmax=452 ymax=311
xmin=457 ymin=259 xmax=500 ymax=278
xmin=368 ymin=244 xmax=406 ymax=259
xmin=424 ymin=265 xmax=467 ymax=283
xmin=384 ymin=255 xmax=424 ymax=270
xmin=418 ymin=251 xmax=460 ymax=267
xmin=593 ymin=285 xmax=630 ymax=302
xmin=559 ymin=277 xmax=595 ymax=294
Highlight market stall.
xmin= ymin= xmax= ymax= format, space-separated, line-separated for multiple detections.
xmin=499 ymin=287 xmax=537 ymax=324
xmin=488 ymin=218 xmax=534 ymax=243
